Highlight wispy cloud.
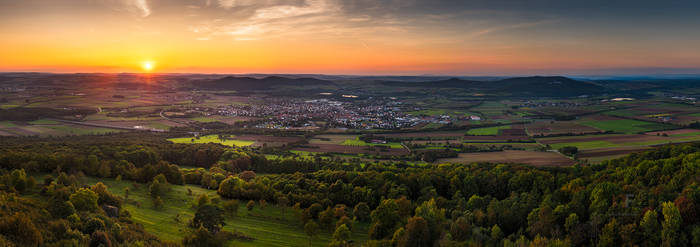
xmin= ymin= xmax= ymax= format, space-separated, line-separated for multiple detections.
xmin=467 ymin=19 xmax=558 ymax=38
xmin=127 ymin=0 xmax=151 ymax=17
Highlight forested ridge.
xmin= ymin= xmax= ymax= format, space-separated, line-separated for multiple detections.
xmin=1 ymin=133 xmax=700 ymax=246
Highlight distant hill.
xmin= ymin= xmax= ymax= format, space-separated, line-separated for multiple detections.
xmin=382 ymin=76 xmax=605 ymax=96
xmin=196 ymin=76 xmax=334 ymax=91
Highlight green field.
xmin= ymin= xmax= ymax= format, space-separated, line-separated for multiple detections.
xmin=65 ymin=176 xmax=369 ymax=246
xmin=0 ymin=121 xmax=18 ymax=128
xmin=168 ymin=134 xmax=254 ymax=147
xmin=466 ymin=125 xmax=510 ymax=135
xmin=28 ymin=119 xmax=60 ymax=125
xmin=547 ymin=135 xmax=700 ymax=150
xmin=44 ymin=125 xmax=123 ymax=135
xmin=190 ymin=117 xmax=219 ymax=123
xmin=342 ymin=137 xmax=404 ymax=148
xmin=578 ymin=119 xmax=673 ymax=133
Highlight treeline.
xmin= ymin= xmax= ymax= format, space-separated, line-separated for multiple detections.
xmin=0 ymin=107 xmax=95 ymax=121
xmin=2 ymin=133 xmax=700 ymax=246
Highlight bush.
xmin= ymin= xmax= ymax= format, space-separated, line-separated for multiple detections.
xmin=70 ymin=188 xmax=99 ymax=212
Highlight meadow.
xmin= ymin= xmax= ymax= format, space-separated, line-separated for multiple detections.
xmin=66 ymin=176 xmax=369 ymax=246
xmin=168 ymin=134 xmax=255 ymax=147
xmin=577 ymin=119 xmax=673 ymax=133
xmin=466 ymin=125 xmax=511 ymax=135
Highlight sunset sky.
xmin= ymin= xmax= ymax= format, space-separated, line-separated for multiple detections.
xmin=2 ymin=0 xmax=700 ymax=75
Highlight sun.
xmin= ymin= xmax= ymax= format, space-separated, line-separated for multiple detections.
xmin=141 ymin=61 xmax=155 ymax=72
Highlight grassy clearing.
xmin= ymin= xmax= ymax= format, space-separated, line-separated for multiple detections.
xmin=168 ymin=134 xmax=254 ymax=147
xmin=69 ymin=176 xmax=369 ymax=246
xmin=466 ymin=125 xmax=510 ymax=135
xmin=578 ymin=119 xmax=673 ymax=133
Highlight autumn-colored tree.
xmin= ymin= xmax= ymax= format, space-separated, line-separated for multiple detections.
xmin=369 ymin=199 xmax=401 ymax=240
xmin=397 ymin=216 xmax=430 ymax=247
xmin=639 ymin=210 xmax=660 ymax=247
xmin=661 ymin=202 xmax=682 ymax=247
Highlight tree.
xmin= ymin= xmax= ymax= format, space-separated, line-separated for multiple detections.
xmin=319 ymin=206 xmax=335 ymax=229
xmin=558 ymin=146 xmax=578 ymax=156
xmin=450 ymin=216 xmax=471 ymax=241
xmin=277 ymin=195 xmax=289 ymax=215
xmin=353 ymin=202 xmax=370 ymax=222
xmin=196 ymin=194 xmax=210 ymax=208
xmin=191 ymin=204 xmax=225 ymax=233
xmin=640 ymin=210 xmax=660 ymax=247
xmin=0 ymin=212 xmax=43 ymax=246
xmin=304 ymin=221 xmax=319 ymax=246
xmin=330 ymin=224 xmax=351 ymax=247
xmin=183 ymin=226 xmax=223 ymax=247
xmin=336 ymin=216 xmax=353 ymax=231
xmin=369 ymin=199 xmax=401 ymax=240
xmin=217 ymin=176 xmax=242 ymax=198
xmin=149 ymin=174 xmax=169 ymax=198
xmin=89 ymin=231 xmax=112 ymax=247
xmin=661 ymin=202 xmax=682 ymax=247
xmin=598 ymin=218 xmax=619 ymax=247
xmin=397 ymin=216 xmax=430 ymax=247
xmin=222 ymin=200 xmax=239 ymax=217
xmin=91 ymin=182 xmax=121 ymax=207
xmin=414 ymin=198 xmax=445 ymax=244
xmin=69 ymin=188 xmax=99 ymax=212
xmin=247 ymin=200 xmax=255 ymax=212
xmin=49 ymin=199 xmax=76 ymax=218
xmin=239 ymin=170 xmax=256 ymax=181
xmin=490 ymin=224 xmax=504 ymax=243
xmin=154 ymin=196 xmax=164 ymax=209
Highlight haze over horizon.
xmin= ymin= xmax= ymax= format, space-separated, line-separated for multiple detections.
xmin=2 ymin=0 xmax=700 ymax=75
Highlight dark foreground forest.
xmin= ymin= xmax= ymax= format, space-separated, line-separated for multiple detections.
xmin=1 ymin=133 xmax=700 ymax=246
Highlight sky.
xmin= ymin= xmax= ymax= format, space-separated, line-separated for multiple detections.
xmin=1 ymin=0 xmax=700 ymax=75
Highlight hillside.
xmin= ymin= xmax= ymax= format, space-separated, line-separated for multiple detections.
xmin=381 ymin=76 xmax=606 ymax=96
xmin=195 ymin=76 xmax=334 ymax=91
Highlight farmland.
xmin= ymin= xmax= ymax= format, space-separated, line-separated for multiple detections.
xmin=168 ymin=134 xmax=255 ymax=147
xmin=4 ymin=73 xmax=700 ymax=167
xmin=438 ymin=150 xmax=574 ymax=166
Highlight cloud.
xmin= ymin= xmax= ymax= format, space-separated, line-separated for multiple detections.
xmin=251 ymin=0 xmax=338 ymax=20
xmin=468 ymin=19 xmax=557 ymax=38
xmin=115 ymin=0 xmax=150 ymax=17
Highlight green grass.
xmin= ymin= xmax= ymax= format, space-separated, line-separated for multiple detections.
xmin=29 ymin=119 xmax=60 ymax=125
xmin=548 ymin=135 xmax=700 ymax=150
xmin=67 ymin=176 xmax=369 ymax=246
xmin=0 ymin=121 xmax=18 ymax=128
xmin=671 ymin=131 xmax=700 ymax=137
xmin=190 ymin=117 xmax=218 ymax=123
xmin=341 ymin=138 xmax=404 ymax=148
xmin=549 ymin=141 xmax=618 ymax=150
xmin=466 ymin=125 xmax=510 ymax=135
xmin=422 ymin=123 xmax=445 ymax=129
xmin=168 ymin=134 xmax=254 ymax=147
xmin=44 ymin=125 xmax=123 ymax=135
xmin=0 ymin=104 xmax=18 ymax=109
xmin=578 ymin=119 xmax=673 ymax=134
